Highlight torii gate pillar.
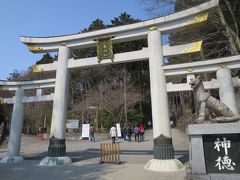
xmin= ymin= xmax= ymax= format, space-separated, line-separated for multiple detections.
xmin=0 ymin=89 xmax=24 ymax=163
xmin=145 ymin=29 xmax=185 ymax=172
xmin=217 ymin=67 xmax=239 ymax=116
xmin=39 ymin=44 xmax=72 ymax=166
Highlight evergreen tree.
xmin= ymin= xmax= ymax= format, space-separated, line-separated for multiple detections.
xmin=36 ymin=53 xmax=54 ymax=64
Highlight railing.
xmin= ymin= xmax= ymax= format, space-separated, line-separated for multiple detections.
xmin=100 ymin=143 xmax=120 ymax=164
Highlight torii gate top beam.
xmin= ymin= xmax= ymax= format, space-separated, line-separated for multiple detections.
xmin=20 ymin=0 xmax=218 ymax=53
xmin=0 ymin=79 xmax=55 ymax=104
xmin=0 ymin=78 xmax=55 ymax=91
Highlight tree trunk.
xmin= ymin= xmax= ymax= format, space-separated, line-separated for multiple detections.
xmin=71 ymin=86 xmax=74 ymax=117
xmin=224 ymin=0 xmax=240 ymax=52
xmin=138 ymin=62 xmax=143 ymax=112
xmin=180 ymin=92 xmax=186 ymax=110
xmin=123 ymin=64 xmax=128 ymax=124
xmin=97 ymin=82 xmax=104 ymax=131
xmin=218 ymin=7 xmax=239 ymax=55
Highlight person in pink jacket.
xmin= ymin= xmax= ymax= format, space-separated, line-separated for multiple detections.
xmin=139 ymin=124 xmax=145 ymax=141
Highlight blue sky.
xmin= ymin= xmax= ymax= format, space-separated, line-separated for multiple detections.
xmin=0 ymin=0 xmax=152 ymax=80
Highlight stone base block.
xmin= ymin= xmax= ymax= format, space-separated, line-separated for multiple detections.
xmin=145 ymin=159 xmax=185 ymax=172
xmin=188 ymin=123 xmax=240 ymax=175
xmin=191 ymin=173 xmax=240 ymax=180
xmin=0 ymin=156 xmax=24 ymax=163
xmin=39 ymin=156 xmax=72 ymax=166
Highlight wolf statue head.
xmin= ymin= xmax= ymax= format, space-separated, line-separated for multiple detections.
xmin=189 ymin=75 xmax=203 ymax=90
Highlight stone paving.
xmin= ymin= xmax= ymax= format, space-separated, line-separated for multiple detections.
xmin=0 ymin=129 xmax=189 ymax=180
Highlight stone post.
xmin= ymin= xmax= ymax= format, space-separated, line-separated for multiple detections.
xmin=145 ymin=28 xmax=184 ymax=172
xmin=217 ymin=67 xmax=239 ymax=115
xmin=0 ymin=89 xmax=24 ymax=163
xmin=39 ymin=44 xmax=72 ymax=166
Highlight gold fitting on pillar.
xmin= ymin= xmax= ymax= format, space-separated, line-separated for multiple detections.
xmin=219 ymin=64 xmax=226 ymax=68
xmin=32 ymin=65 xmax=43 ymax=73
xmin=150 ymin=26 xmax=158 ymax=31
xmin=186 ymin=68 xmax=193 ymax=72
xmin=28 ymin=44 xmax=43 ymax=53
xmin=0 ymin=98 xmax=5 ymax=104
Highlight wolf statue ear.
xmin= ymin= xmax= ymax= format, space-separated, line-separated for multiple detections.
xmin=196 ymin=75 xmax=203 ymax=80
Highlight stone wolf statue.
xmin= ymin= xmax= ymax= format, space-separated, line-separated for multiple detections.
xmin=189 ymin=76 xmax=239 ymax=123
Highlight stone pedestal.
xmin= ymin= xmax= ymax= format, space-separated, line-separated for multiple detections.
xmin=39 ymin=136 xmax=71 ymax=166
xmin=0 ymin=156 xmax=24 ymax=164
xmin=188 ymin=123 xmax=240 ymax=180
xmin=153 ymin=135 xmax=174 ymax=159
xmin=39 ymin=156 xmax=72 ymax=166
xmin=48 ymin=137 xmax=66 ymax=157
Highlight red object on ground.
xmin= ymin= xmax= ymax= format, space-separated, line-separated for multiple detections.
xmin=40 ymin=133 xmax=44 ymax=141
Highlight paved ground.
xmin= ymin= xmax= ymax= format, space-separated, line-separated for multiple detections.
xmin=0 ymin=129 xmax=190 ymax=180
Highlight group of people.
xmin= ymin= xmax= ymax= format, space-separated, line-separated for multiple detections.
xmin=88 ymin=123 xmax=145 ymax=144
xmin=122 ymin=123 xmax=145 ymax=142
xmin=89 ymin=123 xmax=118 ymax=143
xmin=134 ymin=124 xmax=145 ymax=142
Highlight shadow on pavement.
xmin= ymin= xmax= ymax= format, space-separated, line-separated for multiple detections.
xmin=175 ymin=150 xmax=189 ymax=164
xmin=23 ymin=148 xmax=189 ymax=165
xmin=0 ymin=160 xmax=121 ymax=180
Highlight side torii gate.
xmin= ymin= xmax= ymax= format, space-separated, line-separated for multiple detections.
xmin=0 ymin=79 xmax=55 ymax=163
xmin=4 ymin=0 xmax=238 ymax=171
